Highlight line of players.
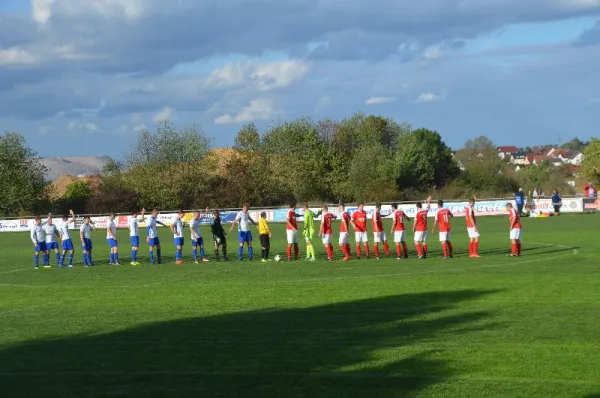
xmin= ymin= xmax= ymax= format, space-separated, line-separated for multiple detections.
xmin=28 ymin=197 xmax=523 ymax=268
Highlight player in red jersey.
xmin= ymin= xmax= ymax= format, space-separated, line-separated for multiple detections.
xmin=390 ymin=203 xmax=411 ymax=259
xmin=319 ymin=205 xmax=337 ymax=261
xmin=431 ymin=199 xmax=453 ymax=259
xmin=465 ymin=197 xmax=481 ymax=258
xmin=372 ymin=202 xmax=390 ymax=259
xmin=351 ymin=202 xmax=371 ymax=259
xmin=413 ymin=196 xmax=431 ymax=259
xmin=286 ymin=201 xmax=301 ymax=260
xmin=506 ymin=203 xmax=522 ymax=256
xmin=338 ymin=204 xmax=352 ymax=260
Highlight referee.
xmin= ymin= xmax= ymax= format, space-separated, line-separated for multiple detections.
xmin=551 ymin=189 xmax=562 ymax=216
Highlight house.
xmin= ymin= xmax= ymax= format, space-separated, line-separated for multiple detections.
xmin=497 ymin=146 xmax=519 ymax=160
xmin=560 ymin=151 xmax=584 ymax=165
xmin=523 ymin=153 xmax=535 ymax=165
xmin=510 ymin=152 xmax=527 ymax=165
xmin=532 ymin=155 xmax=552 ymax=165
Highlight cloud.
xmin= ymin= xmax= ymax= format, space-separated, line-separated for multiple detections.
xmin=67 ymin=120 xmax=99 ymax=131
xmin=152 ymin=107 xmax=173 ymax=122
xmin=205 ymin=60 xmax=309 ymax=91
xmin=575 ymin=20 xmax=600 ymax=46
xmin=365 ymin=96 xmax=396 ymax=105
xmin=414 ymin=92 xmax=442 ymax=103
xmin=0 ymin=47 xmax=37 ymax=65
xmin=214 ymin=99 xmax=275 ymax=124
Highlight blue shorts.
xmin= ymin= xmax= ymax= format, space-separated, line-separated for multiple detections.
xmin=47 ymin=242 xmax=59 ymax=250
xmin=82 ymin=238 xmax=92 ymax=251
xmin=192 ymin=237 xmax=204 ymax=247
xmin=62 ymin=239 xmax=74 ymax=251
xmin=148 ymin=237 xmax=160 ymax=247
xmin=238 ymin=231 xmax=252 ymax=243
xmin=130 ymin=236 xmax=140 ymax=247
xmin=34 ymin=241 xmax=47 ymax=252
xmin=107 ymin=238 xmax=118 ymax=248
xmin=174 ymin=237 xmax=184 ymax=247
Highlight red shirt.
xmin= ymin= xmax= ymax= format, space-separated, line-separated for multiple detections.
xmin=322 ymin=213 xmax=335 ymax=234
xmin=415 ymin=209 xmax=429 ymax=232
xmin=465 ymin=206 xmax=476 ymax=228
xmin=340 ymin=212 xmax=351 ymax=233
xmin=287 ymin=209 xmax=297 ymax=230
xmin=352 ymin=210 xmax=368 ymax=232
xmin=372 ymin=211 xmax=384 ymax=232
xmin=393 ymin=210 xmax=407 ymax=231
xmin=435 ymin=208 xmax=452 ymax=232
xmin=509 ymin=208 xmax=521 ymax=229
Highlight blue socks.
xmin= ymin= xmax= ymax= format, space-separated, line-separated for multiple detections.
xmin=149 ymin=251 xmax=155 ymax=264
xmin=83 ymin=253 xmax=91 ymax=265
xmin=157 ymin=249 xmax=162 ymax=263
xmin=238 ymin=246 xmax=243 ymax=260
xmin=132 ymin=249 xmax=137 ymax=262
xmin=34 ymin=254 xmax=39 ymax=267
xmin=55 ymin=253 xmax=60 ymax=264
xmin=200 ymin=248 xmax=205 ymax=259
xmin=176 ymin=249 xmax=182 ymax=261
xmin=192 ymin=248 xmax=198 ymax=261
xmin=248 ymin=246 xmax=253 ymax=260
xmin=43 ymin=254 xmax=49 ymax=265
xmin=68 ymin=254 xmax=73 ymax=265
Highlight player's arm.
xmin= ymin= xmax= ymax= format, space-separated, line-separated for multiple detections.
xmin=228 ymin=217 xmax=238 ymax=232
xmin=425 ymin=195 xmax=432 ymax=210
xmin=318 ymin=219 xmax=324 ymax=237
xmin=431 ymin=217 xmax=438 ymax=234
xmin=390 ymin=216 xmax=396 ymax=234
xmin=107 ymin=225 xmax=116 ymax=239
xmin=169 ymin=222 xmax=176 ymax=234
xmin=267 ymin=222 xmax=272 ymax=238
xmin=248 ymin=215 xmax=256 ymax=225
xmin=30 ymin=227 xmax=37 ymax=245
xmin=55 ymin=228 xmax=61 ymax=240
xmin=350 ymin=215 xmax=357 ymax=230
xmin=79 ymin=228 xmax=85 ymax=243
xmin=67 ymin=209 xmax=76 ymax=224
xmin=140 ymin=208 xmax=145 ymax=221
xmin=156 ymin=220 xmax=166 ymax=227
xmin=286 ymin=215 xmax=296 ymax=230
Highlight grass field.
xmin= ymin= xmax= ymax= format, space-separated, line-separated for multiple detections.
xmin=0 ymin=214 xmax=599 ymax=397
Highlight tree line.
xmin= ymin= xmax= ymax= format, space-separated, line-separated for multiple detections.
xmin=1 ymin=112 xmax=596 ymax=217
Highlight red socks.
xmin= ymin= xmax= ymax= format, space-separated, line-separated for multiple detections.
xmin=294 ymin=244 xmax=299 ymax=259
xmin=448 ymin=242 xmax=453 ymax=257
xmin=395 ymin=243 xmax=401 ymax=257
xmin=517 ymin=242 xmax=521 ymax=255
xmin=511 ymin=243 xmax=517 ymax=255
xmin=442 ymin=242 xmax=448 ymax=258
xmin=374 ymin=244 xmax=380 ymax=258
xmin=326 ymin=245 xmax=333 ymax=259
xmin=364 ymin=244 xmax=370 ymax=257
xmin=423 ymin=244 xmax=428 ymax=256
xmin=415 ymin=243 xmax=423 ymax=257
xmin=356 ymin=245 xmax=362 ymax=258
xmin=383 ymin=242 xmax=390 ymax=256
xmin=287 ymin=246 xmax=292 ymax=260
xmin=402 ymin=243 xmax=408 ymax=257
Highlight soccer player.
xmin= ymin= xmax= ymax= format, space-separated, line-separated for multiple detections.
xmin=372 ymin=202 xmax=390 ymax=260
xmin=146 ymin=209 xmax=165 ymax=264
xmin=431 ymin=200 xmax=453 ymax=259
xmin=258 ymin=211 xmax=272 ymax=262
xmin=43 ymin=215 xmax=62 ymax=266
xmin=390 ymin=203 xmax=411 ymax=259
xmin=171 ymin=210 xmax=185 ymax=264
xmin=506 ymin=203 xmax=522 ymax=257
xmin=319 ymin=205 xmax=337 ymax=261
xmin=229 ymin=203 xmax=256 ymax=261
xmin=128 ymin=209 xmax=145 ymax=265
xmin=351 ymin=202 xmax=371 ymax=259
xmin=338 ymin=204 xmax=352 ymax=260
xmin=211 ymin=209 xmax=227 ymax=261
xmin=515 ymin=188 xmax=525 ymax=215
xmin=58 ymin=210 xmax=76 ymax=267
xmin=285 ymin=202 xmax=301 ymax=261
xmin=106 ymin=213 xmax=121 ymax=265
xmin=465 ymin=197 xmax=481 ymax=258
xmin=190 ymin=208 xmax=210 ymax=263
xmin=302 ymin=203 xmax=322 ymax=261
xmin=413 ymin=196 xmax=432 ymax=259
xmin=80 ymin=215 xmax=93 ymax=267
xmin=552 ymin=189 xmax=562 ymax=216
xmin=31 ymin=216 xmax=50 ymax=269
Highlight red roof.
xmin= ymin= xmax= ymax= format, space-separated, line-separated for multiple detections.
xmin=498 ymin=146 xmax=518 ymax=153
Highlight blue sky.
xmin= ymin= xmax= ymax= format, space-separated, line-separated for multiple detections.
xmin=1 ymin=1 xmax=599 ymax=158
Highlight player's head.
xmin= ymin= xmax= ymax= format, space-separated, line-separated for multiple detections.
xmin=339 ymin=203 xmax=345 ymax=212
xmin=290 ymin=201 xmax=297 ymax=209
xmin=83 ymin=215 xmax=91 ymax=223
xmin=505 ymin=203 xmax=513 ymax=211
xmin=47 ymin=217 xmax=53 ymax=225
xmin=553 ymin=189 xmax=558 ymax=194
xmin=34 ymin=216 xmax=41 ymax=225
xmin=260 ymin=211 xmax=266 ymax=219
xmin=375 ymin=202 xmax=381 ymax=211
xmin=437 ymin=200 xmax=444 ymax=207
xmin=416 ymin=201 xmax=422 ymax=209
xmin=242 ymin=203 xmax=249 ymax=212
xmin=303 ymin=203 xmax=309 ymax=211
xmin=151 ymin=209 xmax=159 ymax=217
xmin=62 ymin=214 xmax=69 ymax=221
xmin=108 ymin=213 xmax=115 ymax=220
xmin=177 ymin=210 xmax=184 ymax=218
xmin=213 ymin=209 xmax=220 ymax=217
xmin=519 ymin=187 xmax=523 ymax=192
xmin=132 ymin=210 xmax=138 ymax=217
xmin=391 ymin=203 xmax=398 ymax=210
xmin=193 ymin=210 xmax=200 ymax=219
xmin=358 ymin=202 xmax=364 ymax=211
xmin=322 ymin=205 xmax=328 ymax=212
xmin=468 ymin=198 xmax=475 ymax=206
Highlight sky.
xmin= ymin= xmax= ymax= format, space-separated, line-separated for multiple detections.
xmin=1 ymin=0 xmax=599 ymax=158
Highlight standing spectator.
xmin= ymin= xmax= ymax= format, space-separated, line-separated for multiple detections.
xmin=551 ymin=189 xmax=562 ymax=216
xmin=583 ymin=183 xmax=598 ymax=198
xmin=515 ymin=188 xmax=525 ymax=215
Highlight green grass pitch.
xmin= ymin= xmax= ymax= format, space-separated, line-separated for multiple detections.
xmin=0 ymin=214 xmax=599 ymax=397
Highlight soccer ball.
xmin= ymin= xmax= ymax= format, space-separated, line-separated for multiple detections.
xmin=274 ymin=254 xmax=281 ymax=262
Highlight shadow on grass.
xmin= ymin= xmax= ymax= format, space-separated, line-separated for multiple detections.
xmin=0 ymin=289 xmax=500 ymax=397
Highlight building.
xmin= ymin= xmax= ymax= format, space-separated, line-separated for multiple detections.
xmin=497 ymin=146 xmax=519 ymax=160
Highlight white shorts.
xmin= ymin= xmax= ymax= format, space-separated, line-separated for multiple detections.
xmin=339 ymin=232 xmax=349 ymax=245
xmin=286 ymin=230 xmax=298 ymax=244
xmin=438 ymin=231 xmax=451 ymax=242
xmin=393 ymin=231 xmax=406 ymax=242
xmin=467 ymin=227 xmax=480 ymax=239
xmin=373 ymin=231 xmax=387 ymax=243
xmin=322 ymin=234 xmax=332 ymax=245
xmin=510 ymin=228 xmax=522 ymax=240
xmin=414 ymin=231 xmax=427 ymax=242
xmin=355 ymin=231 xmax=368 ymax=243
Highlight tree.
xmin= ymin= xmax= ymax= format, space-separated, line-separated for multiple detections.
xmin=87 ymin=178 xmax=140 ymax=213
xmin=581 ymin=138 xmax=600 ymax=185
xmin=233 ymin=123 xmax=261 ymax=152
xmin=63 ymin=180 xmax=93 ymax=213
xmin=0 ymin=132 xmax=48 ymax=216
xmin=561 ymin=137 xmax=589 ymax=151
xmin=102 ymin=158 xmax=121 ymax=176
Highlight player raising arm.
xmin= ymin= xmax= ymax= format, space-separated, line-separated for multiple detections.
xmin=80 ymin=216 xmax=93 ymax=267
xmin=351 ymin=203 xmax=371 ymax=259
xmin=506 ymin=203 xmax=522 ymax=257
xmin=146 ymin=209 xmax=166 ymax=264
xmin=372 ymin=202 xmax=390 ymax=260
xmin=229 ymin=203 xmax=256 ymax=261
xmin=171 ymin=210 xmax=185 ymax=264
xmin=43 ymin=215 xmax=62 ymax=266
xmin=106 ymin=213 xmax=121 ymax=265
xmin=58 ymin=210 xmax=76 ymax=267
xmin=31 ymin=216 xmax=50 ymax=269
xmin=319 ymin=205 xmax=336 ymax=261
xmin=465 ymin=197 xmax=481 ymax=258
xmin=338 ymin=204 xmax=352 ymax=261
xmin=128 ymin=209 xmax=145 ymax=265
xmin=413 ymin=196 xmax=432 ymax=259
xmin=431 ymin=200 xmax=453 ymax=259
xmin=390 ymin=203 xmax=411 ymax=259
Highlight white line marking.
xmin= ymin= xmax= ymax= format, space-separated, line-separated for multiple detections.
xmin=0 ymin=268 xmax=28 ymax=275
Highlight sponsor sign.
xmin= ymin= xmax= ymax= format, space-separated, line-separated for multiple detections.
xmin=583 ymin=198 xmax=600 ymax=212
xmin=529 ymin=198 xmax=583 ymax=213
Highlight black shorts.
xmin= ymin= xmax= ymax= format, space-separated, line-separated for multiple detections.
xmin=259 ymin=234 xmax=270 ymax=248
xmin=213 ymin=235 xmax=226 ymax=245
xmin=553 ymin=205 xmax=561 ymax=213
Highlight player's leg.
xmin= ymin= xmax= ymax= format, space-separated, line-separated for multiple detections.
xmin=414 ymin=232 xmax=423 ymax=258
xmin=382 ymin=232 xmax=390 ymax=257
xmin=260 ymin=235 xmax=267 ymax=261
xmin=213 ymin=236 xmax=221 ymax=261
xmin=108 ymin=239 xmax=115 ymax=264
xmin=221 ymin=236 xmax=227 ymax=260
xmin=42 ymin=242 xmax=50 ymax=266
xmin=304 ymin=236 xmax=311 ymax=260
xmin=114 ymin=239 xmax=120 ymax=264
xmin=447 ymin=232 xmax=453 ymax=257
xmin=355 ymin=233 xmax=362 ymax=258
xmin=293 ymin=231 xmax=299 ymax=260
xmin=373 ymin=233 xmax=380 ymax=259
xmin=82 ymin=240 xmax=91 ymax=266
xmin=33 ymin=243 xmax=40 ymax=268
xmin=199 ymin=238 xmax=208 ymax=261
xmin=246 ymin=233 xmax=253 ymax=260
xmin=88 ymin=239 xmax=93 ymax=265
xmin=286 ymin=230 xmax=293 ymax=260
xmin=265 ymin=235 xmax=271 ymax=260
xmin=192 ymin=238 xmax=199 ymax=263
xmin=174 ymin=237 xmax=183 ymax=263
xmin=362 ymin=233 xmax=371 ymax=258
xmin=52 ymin=244 xmax=60 ymax=265
xmin=155 ymin=238 xmax=162 ymax=263
xmin=440 ymin=233 xmax=448 ymax=258
xmin=131 ymin=236 xmax=139 ymax=265
xmin=393 ymin=232 xmax=402 ymax=259
xmin=238 ymin=232 xmax=245 ymax=261
xmin=422 ymin=232 xmax=428 ymax=258
xmin=148 ymin=239 xmax=155 ymax=264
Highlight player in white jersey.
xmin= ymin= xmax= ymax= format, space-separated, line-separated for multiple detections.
xmin=43 ymin=215 xmax=61 ymax=266
xmin=58 ymin=210 xmax=76 ymax=267
xmin=190 ymin=208 xmax=210 ymax=263
xmin=80 ymin=216 xmax=94 ymax=267
xmin=171 ymin=210 xmax=185 ymax=264
xmin=146 ymin=209 xmax=166 ymax=264
xmin=128 ymin=209 xmax=145 ymax=265
xmin=31 ymin=216 xmax=50 ymax=269
xmin=229 ymin=203 xmax=256 ymax=261
xmin=106 ymin=213 xmax=121 ymax=265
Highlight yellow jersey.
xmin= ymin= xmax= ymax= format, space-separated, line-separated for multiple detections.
xmin=258 ymin=218 xmax=270 ymax=235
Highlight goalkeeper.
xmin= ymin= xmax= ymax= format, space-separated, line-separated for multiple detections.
xmin=302 ymin=203 xmax=322 ymax=261
xmin=210 ymin=209 xmax=227 ymax=261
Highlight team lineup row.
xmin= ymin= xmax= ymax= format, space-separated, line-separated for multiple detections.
xmin=28 ymin=198 xmax=523 ymax=269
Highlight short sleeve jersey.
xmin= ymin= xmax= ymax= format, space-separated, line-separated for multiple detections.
xmin=509 ymin=208 xmax=521 ymax=229
xmin=352 ymin=210 xmax=367 ymax=232
xmin=172 ymin=216 xmax=184 ymax=238
xmin=340 ymin=212 xmax=351 ymax=233
xmin=465 ymin=206 xmax=476 ymax=228
xmin=435 ymin=208 xmax=452 ymax=232
xmin=322 ymin=212 xmax=335 ymax=234
xmin=415 ymin=209 xmax=429 ymax=232
xmin=287 ymin=210 xmax=297 ymax=230
xmin=43 ymin=224 xmax=58 ymax=243
xmin=372 ymin=212 xmax=384 ymax=232
xmin=393 ymin=210 xmax=407 ymax=231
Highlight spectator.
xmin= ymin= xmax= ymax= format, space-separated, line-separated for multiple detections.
xmin=551 ymin=189 xmax=562 ymax=216
xmin=515 ymin=188 xmax=525 ymax=215
xmin=583 ymin=183 xmax=598 ymax=198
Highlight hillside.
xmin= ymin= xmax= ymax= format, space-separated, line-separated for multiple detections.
xmin=41 ymin=156 xmax=113 ymax=181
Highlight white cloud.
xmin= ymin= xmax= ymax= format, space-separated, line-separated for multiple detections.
xmin=0 ymin=48 xmax=37 ymax=65
xmin=152 ymin=107 xmax=172 ymax=122
xmin=414 ymin=92 xmax=441 ymax=103
xmin=205 ymin=60 xmax=309 ymax=91
xmin=85 ymin=122 xmax=98 ymax=131
xmin=31 ymin=0 xmax=56 ymax=24
xmin=66 ymin=120 xmax=99 ymax=131
xmin=214 ymin=99 xmax=275 ymax=124
xmin=365 ymin=96 xmax=396 ymax=105
xmin=423 ymin=46 xmax=443 ymax=59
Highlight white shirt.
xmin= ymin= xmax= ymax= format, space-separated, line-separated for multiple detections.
xmin=128 ymin=216 xmax=139 ymax=237
xmin=235 ymin=211 xmax=251 ymax=232
xmin=106 ymin=219 xmax=117 ymax=239
xmin=147 ymin=216 xmax=158 ymax=239
xmin=59 ymin=222 xmax=71 ymax=241
xmin=43 ymin=224 xmax=58 ymax=243
xmin=172 ymin=216 xmax=183 ymax=238
xmin=31 ymin=224 xmax=44 ymax=243
xmin=190 ymin=217 xmax=202 ymax=239
xmin=80 ymin=223 xmax=92 ymax=239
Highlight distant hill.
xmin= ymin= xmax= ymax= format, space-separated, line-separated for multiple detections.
xmin=41 ymin=156 xmax=114 ymax=181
